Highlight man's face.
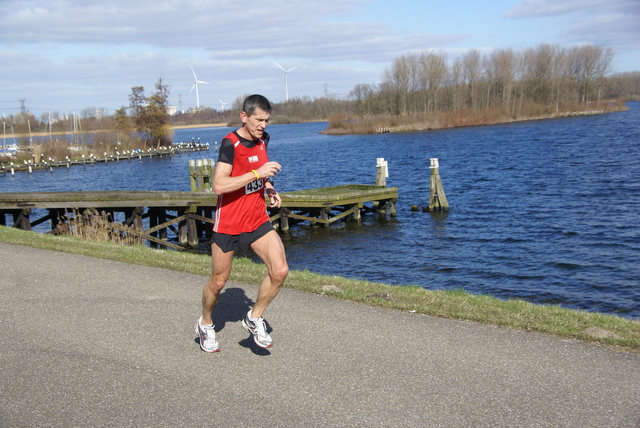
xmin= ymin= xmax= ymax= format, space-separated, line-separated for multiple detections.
xmin=241 ymin=108 xmax=270 ymax=140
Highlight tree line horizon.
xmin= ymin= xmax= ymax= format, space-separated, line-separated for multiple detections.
xmin=4 ymin=43 xmax=640 ymax=145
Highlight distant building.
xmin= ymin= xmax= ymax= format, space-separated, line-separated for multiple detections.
xmin=167 ymin=106 xmax=177 ymax=116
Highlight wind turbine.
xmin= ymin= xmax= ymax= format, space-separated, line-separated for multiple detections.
xmin=189 ymin=67 xmax=210 ymax=109
xmin=272 ymin=61 xmax=298 ymax=102
xmin=219 ymin=99 xmax=228 ymax=110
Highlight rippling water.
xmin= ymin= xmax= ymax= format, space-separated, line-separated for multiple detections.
xmin=2 ymin=103 xmax=639 ymax=318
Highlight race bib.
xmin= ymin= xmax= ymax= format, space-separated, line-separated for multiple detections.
xmin=245 ymin=178 xmax=264 ymax=194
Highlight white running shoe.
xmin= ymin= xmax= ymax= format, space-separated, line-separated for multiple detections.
xmin=242 ymin=310 xmax=273 ymax=348
xmin=195 ymin=316 xmax=220 ymax=353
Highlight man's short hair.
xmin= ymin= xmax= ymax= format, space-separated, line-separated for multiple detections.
xmin=243 ymin=94 xmax=272 ymax=117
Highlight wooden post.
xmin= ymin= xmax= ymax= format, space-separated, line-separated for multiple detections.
xmin=149 ymin=209 xmax=159 ymax=249
xmin=187 ymin=213 xmax=199 ymax=248
xmin=196 ymin=160 xmax=204 ymax=190
xmin=49 ymin=209 xmax=62 ymax=232
xmin=428 ymin=158 xmax=449 ymax=212
xmin=189 ymin=160 xmax=197 ymax=191
xmin=353 ymin=204 xmax=362 ymax=222
xmin=280 ymin=209 xmax=290 ymax=232
xmin=126 ymin=207 xmax=144 ymax=245
xmin=320 ymin=208 xmax=329 ymax=226
xmin=376 ymin=158 xmax=388 ymax=186
xmin=190 ymin=159 xmax=215 ymax=192
xmin=178 ymin=209 xmax=188 ymax=246
xmin=202 ymin=159 xmax=214 ymax=192
xmin=389 ymin=200 xmax=397 ymax=217
xmin=13 ymin=209 xmax=32 ymax=230
xmin=158 ymin=210 xmax=167 ymax=242
xmin=178 ymin=225 xmax=188 ymax=246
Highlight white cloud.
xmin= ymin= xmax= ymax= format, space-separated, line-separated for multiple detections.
xmin=504 ymin=0 xmax=638 ymax=18
xmin=0 ymin=0 xmax=638 ymax=116
xmin=504 ymin=0 xmax=640 ymax=52
xmin=1 ymin=0 xmax=372 ymax=52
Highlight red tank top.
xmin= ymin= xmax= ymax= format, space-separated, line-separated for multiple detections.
xmin=213 ymin=132 xmax=269 ymax=234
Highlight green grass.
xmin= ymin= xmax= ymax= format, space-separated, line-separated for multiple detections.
xmin=1 ymin=225 xmax=638 ymax=352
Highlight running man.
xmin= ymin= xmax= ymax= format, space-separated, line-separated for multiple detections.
xmin=195 ymin=94 xmax=289 ymax=352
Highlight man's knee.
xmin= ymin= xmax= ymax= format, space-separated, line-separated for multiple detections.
xmin=270 ymin=262 xmax=289 ymax=284
xmin=206 ymin=274 xmax=228 ymax=292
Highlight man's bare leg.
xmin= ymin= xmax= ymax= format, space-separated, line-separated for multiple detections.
xmin=249 ymin=230 xmax=289 ymax=319
xmin=201 ymin=242 xmax=234 ymax=325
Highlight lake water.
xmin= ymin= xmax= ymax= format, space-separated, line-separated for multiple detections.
xmin=2 ymin=103 xmax=639 ymax=319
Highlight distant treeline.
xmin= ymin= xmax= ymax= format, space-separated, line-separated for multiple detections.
xmin=354 ymin=44 xmax=627 ymax=115
xmin=324 ymin=43 xmax=640 ymax=133
xmin=5 ymin=44 xmax=640 ymax=139
xmin=238 ymin=43 xmax=640 ymax=133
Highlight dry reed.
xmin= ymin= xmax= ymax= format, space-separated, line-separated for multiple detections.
xmin=55 ymin=210 xmax=138 ymax=246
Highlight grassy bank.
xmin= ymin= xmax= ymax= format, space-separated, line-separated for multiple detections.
xmin=1 ymin=226 xmax=638 ymax=352
xmin=323 ymin=102 xmax=628 ymax=135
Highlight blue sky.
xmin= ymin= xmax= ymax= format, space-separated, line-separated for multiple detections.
xmin=1 ymin=0 xmax=638 ymax=118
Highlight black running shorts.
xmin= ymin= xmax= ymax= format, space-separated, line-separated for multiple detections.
xmin=212 ymin=221 xmax=274 ymax=253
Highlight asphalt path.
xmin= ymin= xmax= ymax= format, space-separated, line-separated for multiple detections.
xmin=1 ymin=242 xmax=639 ymax=427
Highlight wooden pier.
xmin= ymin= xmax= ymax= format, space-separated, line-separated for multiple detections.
xmin=1 ymin=143 xmax=210 ymax=176
xmin=0 ymin=185 xmax=398 ymax=250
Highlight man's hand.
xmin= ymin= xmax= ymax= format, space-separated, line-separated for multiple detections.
xmin=257 ymin=161 xmax=281 ymax=178
xmin=266 ymin=188 xmax=281 ymax=208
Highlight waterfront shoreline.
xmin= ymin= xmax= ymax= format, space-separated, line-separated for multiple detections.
xmin=322 ymin=104 xmax=628 ymax=135
xmin=1 ymin=225 xmax=638 ymax=351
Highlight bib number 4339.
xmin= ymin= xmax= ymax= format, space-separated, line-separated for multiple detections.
xmin=245 ymin=178 xmax=264 ymax=194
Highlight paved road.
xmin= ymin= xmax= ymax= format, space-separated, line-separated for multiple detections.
xmin=1 ymin=242 xmax=638 ymax=427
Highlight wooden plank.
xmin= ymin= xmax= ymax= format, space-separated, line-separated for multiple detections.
xmin=326 ymin=206 xmax=357 ymax=224
xmin=0 ymin=184 xmax=399 ymax=241
xmin=145 ymin=214 xmax=183 ymax=235
xmin=286 ymin=212 xmax=330 ymax=225
xmin=0 ymin=186 xmax=396 ymax=210
xmin=109 ymin=223 xmax=185 ymax=251
xmin=189 ymin=213 xmax=215 ymax=225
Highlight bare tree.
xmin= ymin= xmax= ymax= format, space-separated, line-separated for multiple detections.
xmin=534 ymin=44 xmax=555 ymax=107
xmin=414 ymin=50 xmax=448 ymax=113
xmin=461 ymin=50 xmax=482 ymax=111
xmin=595 ymin=47 xmax=615 ymax=104
xmin=549 ymin=45 xmax=571 ymax=112
xmin=448 ymin=58 xmax=464 ymax=112
xmin=487 ymin=48 xmax=517 ymax=114
xmin=383 ymin=55 xmax=411 ymax=115
xmin=350 ymin=83 xmax=377 ymax=116
xmin=571 ymin=45 xmax=610 ymax=104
